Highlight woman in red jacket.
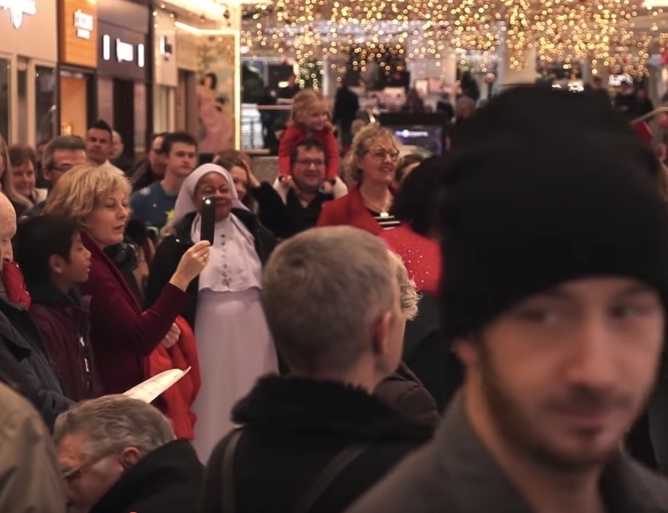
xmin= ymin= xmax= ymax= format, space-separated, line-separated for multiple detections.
xmin=45 ymin=163 xmax=210 ymax=395
xmin=317 ymin=124 xmax=400 ymax=234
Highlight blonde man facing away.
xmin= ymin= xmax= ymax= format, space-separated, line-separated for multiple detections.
xmin=0 ymin=378 xmax=65 ymax=513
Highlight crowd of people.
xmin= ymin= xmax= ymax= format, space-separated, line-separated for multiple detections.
xmin=2 ymin=84 xmax=668 ymax=513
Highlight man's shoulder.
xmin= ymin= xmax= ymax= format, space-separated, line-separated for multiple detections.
xmin=622 ymin=457 xmax=668 ymax=507
xmin=132 ymin=183 xmax=160 ymax=202
xmin=0 ymin=380 xmax=40 ymax=431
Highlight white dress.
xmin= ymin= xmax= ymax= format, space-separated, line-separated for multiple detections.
xmin=190 ymin=215 xmax=279 ymax=462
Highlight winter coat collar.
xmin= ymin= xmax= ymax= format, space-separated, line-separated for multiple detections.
xmin=89 ymin=440 xmax=203 ymax=513
xmin=232 ymin=375 xmax=432 ymax=441
xmin=28 ymin=282 xmax=87 ymax=310
xmin=432 ymin=393 xmax=668 ymax=513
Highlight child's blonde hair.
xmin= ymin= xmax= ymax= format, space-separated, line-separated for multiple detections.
xmin=290 ymin=89 xmax=333 ymax=132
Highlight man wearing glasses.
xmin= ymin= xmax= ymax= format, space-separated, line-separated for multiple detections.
xmin=55 ymin=395 xmax=203 ymax=513
xmin=22 ymin=136 xmax=87 ymax=219
xmin=250 ymin=139 xmax=343 ymax=239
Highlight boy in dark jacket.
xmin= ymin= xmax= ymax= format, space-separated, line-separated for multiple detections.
xmin=14 ymin=215 xmax=99 ymax=401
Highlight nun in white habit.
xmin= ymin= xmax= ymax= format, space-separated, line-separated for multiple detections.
xmin=146 ymin=164 xmax=279 ymax=462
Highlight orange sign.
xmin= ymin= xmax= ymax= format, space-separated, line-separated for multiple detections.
xmin=59 ymin=0 xmax=98 ymax=68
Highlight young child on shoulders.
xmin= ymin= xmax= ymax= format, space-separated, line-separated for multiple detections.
xmin=278 ymin=89 xmax=346 ymax=197
xmin=13 ymin=215 xmax=99 ymax=401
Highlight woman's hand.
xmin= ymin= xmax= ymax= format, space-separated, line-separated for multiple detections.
xmin=161 ymin=323 xmax=181 ymax=349
xmin=169 ymin=240 xmax=211 ymax=291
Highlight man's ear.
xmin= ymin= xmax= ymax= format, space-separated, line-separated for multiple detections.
xmin=119 ymin=447 xmax=141 ymax=470
xmin=452 ymin=335 xmax=480 ymax=369
xmin=371 ymin=311 xmax=393 ymax=357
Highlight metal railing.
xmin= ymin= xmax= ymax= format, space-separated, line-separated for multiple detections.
xmin=241 ymin=103 xmax=292 ymax=150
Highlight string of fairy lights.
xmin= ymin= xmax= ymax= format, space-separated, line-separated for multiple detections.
xmin=241 ymin=0 xmax=668 ymax=79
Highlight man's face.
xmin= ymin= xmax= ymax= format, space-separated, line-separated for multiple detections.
xmin=44 ymin=149 xmax=87 ymax=186
xmin=149 ymin=136 xmax=167 ymax=177
xmin=459 ymin=277 xmax=664 ymax=471
xmin=110 ymin=132 xmax=123 ymax=160
xmin=166 ymin=142 xmax=197 ymax=179
xmin=57 ymin=433 xmax=125 ymax=513
xmin=0 ymin=194 xmax=16 ymax=266
xmin=291 ymin=147 xmax=326 ymax=193
xmin=86 ymin=129 xmax=112 ymax=165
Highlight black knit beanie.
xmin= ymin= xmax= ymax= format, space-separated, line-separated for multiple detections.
xmin=439 ymin=86 xmax=668 ymax=341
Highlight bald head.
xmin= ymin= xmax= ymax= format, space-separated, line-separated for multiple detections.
xmin=0 ymin=192 xmax=16 ymax=266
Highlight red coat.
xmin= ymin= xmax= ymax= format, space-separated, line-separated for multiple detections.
xmin=149 ymin=316 xmax=201 ymax=440
xmin=278 ymin=124 xmax=340 ymax=180
xmin=634 ymin=121 xmax=653 ymax=145
xmin=381 ymin=223 xmax=442 ymax=296
xmin=29 ymin=286 xmax=101 ymax=402
xmin=79 ymin=233 xmax=188 ymax=395
xmin=317 ymin=186 xmax=393 ymax=235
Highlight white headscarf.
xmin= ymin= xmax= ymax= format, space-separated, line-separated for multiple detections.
xmin=172 ymin=163 xmax=248 ymax=225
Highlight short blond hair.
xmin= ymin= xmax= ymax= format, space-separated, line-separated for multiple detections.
xmin=45 ymin=162 xmax=131 ymax=227
xmin=388 ymin=250 xmax=419 ymax=320
xmin=346 ymin=124 xmax=398 ymax=184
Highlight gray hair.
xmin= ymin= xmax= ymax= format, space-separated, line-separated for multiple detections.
xmin=262 ymin=226 xmax=396 ymax=374
xmin=388 ymin=250 xmax=420 ymax=321
xmin=43 ymin=136 xmax=86 ymax=169
xmin=54 ymin=395 xmax=175 ymax=458
xmin=456 ymin=95 xmax=476 ymax=109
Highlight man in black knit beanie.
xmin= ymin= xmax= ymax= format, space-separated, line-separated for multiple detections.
xmin=345 ymin=86 xmax=668 ymax=513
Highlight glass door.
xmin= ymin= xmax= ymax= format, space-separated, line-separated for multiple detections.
xmin=0 ymin=56 xmax=9 ymax=141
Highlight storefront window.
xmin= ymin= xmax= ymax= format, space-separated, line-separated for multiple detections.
xmin=0 ymin=58 xmax=8 ymax=141
xmin=36 ymin=66 xmax=57 ymax=143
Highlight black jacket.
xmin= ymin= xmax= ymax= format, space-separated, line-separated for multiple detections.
xmin=201 ymin=376 xmax=432 ymax=513
xmin=144 ymin=210 xmax=276 ymax=329
xmin=375 ymin=362 xmax=440 ymax=429
xmin=90 ymin=439 xmax=204 ymax=513
xmin=403 ymin=293 xmax=463 ymax=411
xmin=251 ymin=183 xmax=332 ymax=240
xmin=0 ymin=297 xmax=73 ymax=428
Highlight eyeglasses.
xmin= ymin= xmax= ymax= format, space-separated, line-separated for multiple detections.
xmin=294 ymin=159 xmax=325 ymax=167
xmin=48 ymin=164 xmax=75 ymax=173
xmin=366 ymin=149 xmax=400 ymax=161
xmin=61 ymin=452 xmax=114 ymax=484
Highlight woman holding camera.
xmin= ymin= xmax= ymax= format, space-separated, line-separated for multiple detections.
xmin=145 ymin=163 xmax=277 ymax=462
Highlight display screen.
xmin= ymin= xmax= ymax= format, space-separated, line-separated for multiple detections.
xmin=388 ymin=125 xmax=444 ymax=156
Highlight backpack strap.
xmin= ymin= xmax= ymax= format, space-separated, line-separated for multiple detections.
xmin=291 ymin=445 xmax=368 ymax=513
xmin=221 ymin=427 xmax=245 ymax=513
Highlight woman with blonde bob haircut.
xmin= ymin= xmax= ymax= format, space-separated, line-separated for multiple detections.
xmin=317 ymin=124 xmax=401 ymax=234
xmin=45 ymin=163 xmax=211 ymax=395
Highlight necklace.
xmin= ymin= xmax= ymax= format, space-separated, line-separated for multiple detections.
xmin=361 ymin=189 xmax=392 ymax=217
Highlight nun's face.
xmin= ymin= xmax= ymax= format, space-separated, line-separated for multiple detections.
xmin=194 ymin=172 xmax=234 ymax=222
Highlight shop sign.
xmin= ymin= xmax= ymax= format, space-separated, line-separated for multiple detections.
xmin=102 ymin=34 xmax=145 ymax=68
xmin=0 ymin=0 xmax=36 ymax=29
xmin=74 ymin=8 xmax=94 ymax=40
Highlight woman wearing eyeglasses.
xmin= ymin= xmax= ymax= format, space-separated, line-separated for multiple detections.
xmin=317 ymin=124 xmax=401 ymax=234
